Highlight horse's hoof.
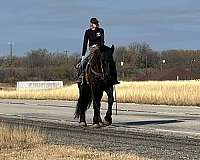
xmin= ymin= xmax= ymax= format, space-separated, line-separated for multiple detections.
xmin=99 ymin=122 xmax=104 ymax=127
xmin=103 ymin=119 xmax=112 ymax=127
xmin=92 ymin=123 xmax=101 ymax=128
xmin=79 ymin=122 xmax=87 ymax=128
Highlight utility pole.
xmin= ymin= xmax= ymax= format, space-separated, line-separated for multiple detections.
xmin=161 ymin=59 xmax=166 ymax=72
xmin=8 ymin=42 xmax=14 ymax=66
xmin=8 ymin=41 xmax=14 ymax=83
xmin=190 ymin=59 xmax=195 ymax=80
xmin=145 ymin=55 xmax=148 ymax=79
xmin=121 ymin=53 xmax=125 ymax=80
xmin=64 ymin=50 xmax=69 ymax=63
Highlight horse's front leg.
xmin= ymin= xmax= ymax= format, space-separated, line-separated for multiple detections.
xmin=92 ymin=100 xmax=102 ymax=128
xmin=92 ymin=86 xmax=103 ymax=128
xmin=104 ymin=85 xmax=114 ymax=126
xmin=79 ymin=111 xmax=87 ymax=127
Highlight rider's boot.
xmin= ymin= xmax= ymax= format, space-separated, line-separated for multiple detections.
xmin=76 ymin=59 xmax=86 ymax=84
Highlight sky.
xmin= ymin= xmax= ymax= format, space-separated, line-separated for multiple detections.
xmin=0 ymin=0 xmax=200 ymax=56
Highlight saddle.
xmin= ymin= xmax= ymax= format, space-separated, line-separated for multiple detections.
xmin=75 ymin=49 xmax=104 ymax=84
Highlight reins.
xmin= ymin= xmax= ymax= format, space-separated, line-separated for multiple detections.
xmin=85 ymin=51 xmax=104 ymax=83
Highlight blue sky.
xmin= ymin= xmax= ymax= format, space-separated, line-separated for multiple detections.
xmin=0 ymin=0 xmax=200 ymax=55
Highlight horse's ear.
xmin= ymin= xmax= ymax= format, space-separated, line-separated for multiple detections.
xmin=111 ymin=45 xmax=114 ymax=52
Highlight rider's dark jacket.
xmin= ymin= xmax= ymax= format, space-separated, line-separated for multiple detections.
xmin=81 ymin=27 xmax=104 ymax=56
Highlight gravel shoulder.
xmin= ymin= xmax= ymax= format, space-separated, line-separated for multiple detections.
xmin=1 ymin=116 xmax=200 ymax=160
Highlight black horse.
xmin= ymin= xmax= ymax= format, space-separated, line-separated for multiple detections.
xmin=75 ymin=45 xmax=115 ymax=128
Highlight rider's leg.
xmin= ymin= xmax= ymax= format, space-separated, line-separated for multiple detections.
xmin=76 ymin=51 xmax=91 ymax=83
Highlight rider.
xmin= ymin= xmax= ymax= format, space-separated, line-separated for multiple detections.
xmin=77 ymin=17 xmax=120 ymax=84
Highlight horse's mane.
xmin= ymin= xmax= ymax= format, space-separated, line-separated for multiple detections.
xmin=83 ymin=44 xmax=115 ymax=85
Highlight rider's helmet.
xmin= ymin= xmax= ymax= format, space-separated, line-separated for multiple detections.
xmin=90 ymin=18 xmax=99 ymax=25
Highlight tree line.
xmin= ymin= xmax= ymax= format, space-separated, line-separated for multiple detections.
xmin=114 ymin=42 xmax=200 ymax=80
xmin=1 ymin=42 xmax=200 ymax=83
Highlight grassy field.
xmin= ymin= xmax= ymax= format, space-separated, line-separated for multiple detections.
xmin=0 ymin=123 xmax=147 ymax=160
xmin=0 ymin=80 xmax=200 ymax=106
xmin=0 ymin=83 xmax=15 ymax=91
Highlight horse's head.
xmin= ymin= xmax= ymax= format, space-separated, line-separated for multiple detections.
xmin=101 ymin=45 xmax=114 ymax=61
xmin=101 ymin=45 xmax=115 ymax=82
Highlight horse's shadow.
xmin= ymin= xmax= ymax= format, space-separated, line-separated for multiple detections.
xmin=112 ymin=119 xmax=191 ymax=127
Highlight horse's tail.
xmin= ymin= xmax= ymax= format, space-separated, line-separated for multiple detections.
xmin=74 ymin=83 xmax=92 ymax=119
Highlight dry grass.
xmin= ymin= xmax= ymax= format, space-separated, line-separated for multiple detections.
xmin=0 ymin=123 xmax=147 ymax=160
xmin=1 ymin=145 xmax=147 ymax=160
xmin=0 ymin=84 xmax=78 ymax=100
xmin=1 ymin=80 xmax=200 ymax=106
xmin=0 ymin=83 xmax=15 ymax=91
xmin=0 ymin=123 xmax=44 ymax=149
xmin=115 ymin=81 xmax=200 ymax=106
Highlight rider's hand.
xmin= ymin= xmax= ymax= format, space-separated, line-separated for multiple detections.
xmin=81 ymin=56 xmax=85 ymax=63
xmin=81 ymin=56 xmax=85 ymax=60
xmin=80 ymin=56 xmax=85 ymax=65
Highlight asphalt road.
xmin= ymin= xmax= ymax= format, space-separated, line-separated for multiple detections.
xmin=0 ymin=99 xmax=200 ymax=159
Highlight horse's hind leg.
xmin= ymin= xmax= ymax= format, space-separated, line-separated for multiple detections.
xmin=77 ymin=83 xmax=89 ymax=128
xmin=104 ymin=86 xmax=114 ymax=126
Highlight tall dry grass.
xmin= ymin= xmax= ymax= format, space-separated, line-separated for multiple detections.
xmin=115 ymin=80 xmax=200 ymax=106
xmin=0 ymin=123 xmax=44 ymax=149
xmin=0 ymin=84 xmax=78 ymax=100
xmin=1 ymin=80 xmax=200 ymax=106
xmin=0 ymin=123 xmax=147 ymax=160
